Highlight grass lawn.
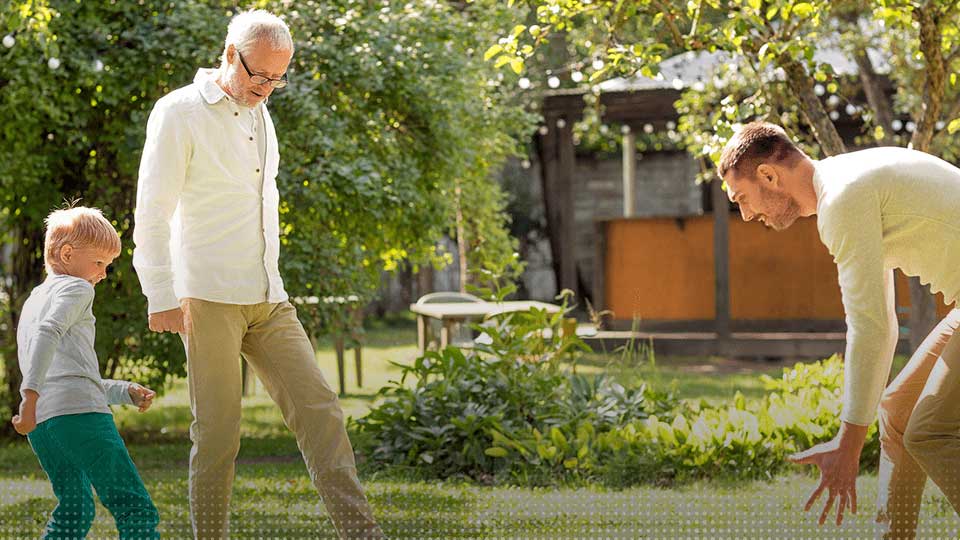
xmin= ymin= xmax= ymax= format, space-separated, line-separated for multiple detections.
xmin=0 ymin=322 xmax=956 ymax=538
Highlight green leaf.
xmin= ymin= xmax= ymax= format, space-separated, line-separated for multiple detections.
xmin=485 ymin=447 xmax=509 ymax=457
xmin=494 ymin=54 xmax=511 ymax=69
xmin=511 ymin=24 xmax=526 ymax=38
xmin=766 ymin=5 xmax=779 ymax=20
xmin=563 ymin=457 xmax=579 ymax=469
xmin=948 ymin=119 xmax=960 ymax=134
xmin=747 ymin=0 xmax=761 ymax=12
xmin=550 ymin=426 xmax=568 ymax=449
xmin=483 ymin=44 xmax=502 ymax=61
xmin=792 ymin=3 xmax=814 ymax=18
xmin=509 ymin=57 xmax=523 ymax=75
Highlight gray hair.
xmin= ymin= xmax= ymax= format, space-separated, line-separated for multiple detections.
xmin=222 ymin=9 xmax=294 ymax=64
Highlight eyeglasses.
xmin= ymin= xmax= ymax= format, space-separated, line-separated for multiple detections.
xmin=237 ymin=51 xmax=288 ymax=89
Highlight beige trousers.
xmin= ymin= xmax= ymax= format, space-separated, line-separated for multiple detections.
xmin=876 ymin=308 xmax=960 ymax=539
xmin=180 ymin=299 xmax=383 ymax=539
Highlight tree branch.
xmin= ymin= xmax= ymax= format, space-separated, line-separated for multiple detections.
xmin=854 ymin=49 xmax=895 ymax=144
xmin=775 ymin=51 xmax=847 ymax=155
xmin=650 ymin=0 xmax=686 ymax=48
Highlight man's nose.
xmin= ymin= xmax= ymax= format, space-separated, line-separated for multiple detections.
xmin=739 ymin=205 xmax=754 ymax=222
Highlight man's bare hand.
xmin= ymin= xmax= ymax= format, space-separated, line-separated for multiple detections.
xmin=789 ymin=422 xmax=868 ymax=526
xmin=148 ymin=307 xmax=184 ymax=333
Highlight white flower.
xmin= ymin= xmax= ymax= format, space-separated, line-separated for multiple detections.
xmin=2 ymin=35 xmax=14 ymax=48
xmin=93 ymin=59 xmax=104 ymax=72
xmin=48 ymin=57 xmax=61 ymax=70
xmin=547 ymin=76 xmax=560 ymax=88
xmin=518 ymin=77 xmax=531 ymax=89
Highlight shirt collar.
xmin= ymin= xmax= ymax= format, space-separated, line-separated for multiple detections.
xmin=195 ymin=68 xmax=227 ymax=105
xmin=194 ymin=68 xmax=269 ymax=110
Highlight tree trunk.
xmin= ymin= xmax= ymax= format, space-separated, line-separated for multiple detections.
xmin=454 ymin=183 xmax=468 ymax=293
xmin=909 ymin=3 xmax=946 ymax=153
xmin=904 ymin=3 xmax=947 ymax=349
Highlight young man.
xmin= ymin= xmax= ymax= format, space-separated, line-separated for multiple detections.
xmin=133 ymin=9 xmax=382 ymax=539
xmin=718 ymin=121 xmax=960 ymax=539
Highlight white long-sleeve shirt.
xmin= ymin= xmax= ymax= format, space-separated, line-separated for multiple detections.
xmin=133 ymin=68 xmax=287 ymax=314
xmin=814 ymin=147 xmax=960 ymax=425
xmin=18 ymin=274 xmax=134 ymax=424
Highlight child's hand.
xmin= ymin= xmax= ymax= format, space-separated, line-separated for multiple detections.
xmin=12 ymin=391 xmax=38 ymax=435
xmin=128 ymin=383 xmax=157 ymax=413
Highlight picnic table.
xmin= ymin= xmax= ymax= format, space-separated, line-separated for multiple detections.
xmin=409 ymin=300 xmax=563 ymax=353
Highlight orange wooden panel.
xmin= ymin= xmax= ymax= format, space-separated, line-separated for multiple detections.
xmin=604 ymin=217 xmax=715 ymax=320
xmin=728 ymin=217 xmax=844 ymax=320
xmin=603 ymin=215 xmax=954 ymax=322
xmin=894 ymin=270 xmax=954 ymax=318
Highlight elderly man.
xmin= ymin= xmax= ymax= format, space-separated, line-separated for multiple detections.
xmin=718 ymin=121 xmax=960 ymax=539
xmin=133 ymin=9 xmax=383 ymax=539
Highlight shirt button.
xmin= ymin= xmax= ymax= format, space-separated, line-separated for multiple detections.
xmin=256 ymin=168 xmax=261 ymax=173
xmin=234 ymin=112 xmax=239 ymax=117
xmin=249 ymin=137 xmax=254 ymax=141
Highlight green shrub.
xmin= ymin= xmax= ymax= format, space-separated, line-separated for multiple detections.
xmin=358 ymin=312 xmax=880 ymax=487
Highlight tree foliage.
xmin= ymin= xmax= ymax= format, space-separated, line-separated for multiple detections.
xmin=490 ymin=0 xmax=960 ymax=349
xmin=0 ymin=0 xmax=535 ymax=426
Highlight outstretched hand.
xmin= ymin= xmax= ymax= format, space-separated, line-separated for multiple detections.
xmin=788 ymin=422 xmax=868 ymax=526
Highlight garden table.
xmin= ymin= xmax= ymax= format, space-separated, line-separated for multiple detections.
xmin=409 ymin=300 xmax=563 ymax=353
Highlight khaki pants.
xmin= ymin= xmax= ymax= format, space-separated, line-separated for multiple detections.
xmin=876 ymin=308 xmax=960 ymax=539
xmin=180 ymin=299 xmax=383 ymax=539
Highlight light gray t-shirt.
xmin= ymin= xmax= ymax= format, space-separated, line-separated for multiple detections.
xmin=18 ymin=274 xmax=133 ymax=424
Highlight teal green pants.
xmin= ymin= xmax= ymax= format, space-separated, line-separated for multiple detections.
xmin=27 ymin=412 xmax=160 ymax=539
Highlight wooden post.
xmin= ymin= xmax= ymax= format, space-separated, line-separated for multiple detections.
xmin=440 ymin=320 xmax=453 ymax=349
xmin=593 ymin=220 xmax=607 ymax=312
xmin=334 ymin=335 xmax=346 ymax=396
xmin=556 ymin=116 xmax=578 ymax=295
xmin=712 ymin=179 xmax=731 ymax=350
xmin=416 ymin=314 xmax=427 ymax=353
xmin=354 ymin=348 xmax=362 ymax=388
xmin=241 ymin=360 xmax=256 ymax=396
xmin=622 ymin=127 xmax=636 ymax=217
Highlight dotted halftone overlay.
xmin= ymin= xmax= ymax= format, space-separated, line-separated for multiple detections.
xmin=1 ymin=467 xmax=958 ymax=539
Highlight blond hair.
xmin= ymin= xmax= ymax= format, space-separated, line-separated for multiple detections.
xmin=44 ymin=206 xmax=121 ymax=275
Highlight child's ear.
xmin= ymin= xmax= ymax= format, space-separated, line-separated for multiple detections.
xmin=60 ymin=244 xmax=73 ymax=263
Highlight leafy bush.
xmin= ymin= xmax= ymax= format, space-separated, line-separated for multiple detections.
xmin=358 ymin=306 xmax=881 ymax=487
xmin=354 ymin=296 xmax=680 ymax=482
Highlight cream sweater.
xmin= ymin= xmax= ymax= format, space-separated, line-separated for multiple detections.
xmin=814 ymin=147 xmax=960 ymax=426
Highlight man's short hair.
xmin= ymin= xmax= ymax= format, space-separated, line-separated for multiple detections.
xmin=718 ymin=121 xmax=803 ymax=180
xmin=222 ymin=9 xmax=294 ymax=63
xmin=44 ymin=206 xmax=121 ymax=275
